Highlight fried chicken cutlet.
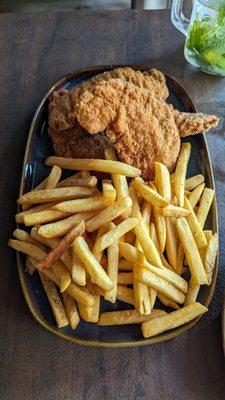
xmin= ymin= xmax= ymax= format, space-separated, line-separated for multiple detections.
xmin=49 ymin=67 xmax=169 ymax=131
xmin=76 ymin=79 xmax=180 ymax=180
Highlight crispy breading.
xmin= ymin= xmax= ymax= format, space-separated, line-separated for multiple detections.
xmin=48 ymin=67 xmax=169 ymax=131
xmin=173 ymin=109 xmax=219 ymax=137
xmin=76 ymin=79 xmax=180 ymax=180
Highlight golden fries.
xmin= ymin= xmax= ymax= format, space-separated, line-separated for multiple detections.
xmin=161 ymin=205 xmax=190 ymax=218
xmin=38 ymin=211 xmax=96 ymax=238
xmin=52 ymin=261 xmax=71 ymax=292
xmin=141 ymin=302 xmax=207 ymax=338
xmin=116 ymin=285 xmax=135 ymax=305
xmin=55 ymin=194 xmax=113 ymax=214
xmin=98 ymin=309 xmax=166 ymax=325
xmin=165 ymin=218 xmax=177 ymax=270
xmin=134 ymin=178 xmax=168 ymax=207
xmin=102 ymin=179 xmax=116 ymax=201
xmin=184 ymin=196 xmax=207 ymax=248
xmin=18 ymin=186 xmax=92 ymax=205
xmin=37 ymin=221 xmax=85 ymax=270
xmin=93 ymin=217 xmax=139 ymax=253
xmin=8 ymin=239 xmax=47 ymax=261
xmin=174 ymin=142 xmax=191 ymax=207
xmin=13 ymin=228 xmax=41 ymax=246
xmin=85 ymin=197 xmax=132 ymax=233
xmin=184 ymin=279 xmax=200 ymax=306
xmin=62 ymin=293 xmax=80 ymax=330
xmin=134 ymin=267 xmax=185 ymax=304
xmin=24 ymin=209 xmax=70 ymax=226
xmin=188 ymin=182 xmax=205 ymax=210
xmin=175 ymin=218 xmax=207 ymax=285
xmin=45 ymin=165 xmax=62 ymax=189
xmin=104 ymin=223 xmax=119 ymax=303
xmin=66 ymin=282 xmax=95 ymax=307
xmin=39 ymin=272 xmax=69 ymax=328
xmin=153 ymin=206 xmax=166 ymax=253
xmin=154 ymin=162 xmax=171 ymax=202
xmin=133 ymin=267 xmax=152 ymax=315
xmin=71 ymin=248 xmax=86 ymax=287
xmin=58 ymin=175 xmax=97 ymax=189
xmin=73 ymin=236 xmax=113 ymax=291
xmin=45 ymin=156 xmax=141 ymax=177
xmin=157 ymin=293 xmax=179 ymax=310
xmin=204 ymin=233 xmax=218 ymax=285
xmin=196 ymin=188 xmax=215 ymax=228
xmin=185 ymin=174 xmax=204 ymax=191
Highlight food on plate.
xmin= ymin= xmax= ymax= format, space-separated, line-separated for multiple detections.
xmin=8 ymin=68 xmax=219 ymax=339
xmin=48 ymin=67 xmax=218 ymax=181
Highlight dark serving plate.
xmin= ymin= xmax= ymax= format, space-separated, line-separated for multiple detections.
xmin=17 ymin=66 xmax=218 ymax=347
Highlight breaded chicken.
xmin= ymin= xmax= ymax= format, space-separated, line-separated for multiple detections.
xmin=76 ymin=79 xmax=180 ymax=180
xmin=49 ymin=67 xmax=169 ymax=131
xmin=173 ymin=109 xmax=219 ymax=137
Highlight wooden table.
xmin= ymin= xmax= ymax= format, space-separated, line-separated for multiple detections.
xmin=0 ymin=10 xmax=224 ymax=400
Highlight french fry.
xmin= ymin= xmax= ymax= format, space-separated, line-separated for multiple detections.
xmin=119 ymin=243 xmax=187 ymax=293
xmin=61 ymin=293 xmax=80 ymax=330
xmin=174 ymin=142 xmax=191 ymax=207
xmin=92 ymin=223 xmax=110 ymax=263
xmin=38 ymin=211 xmax=96 ymax=238
xmin=184 ymin=278 xmax=200 ymax=306
xmin=13 ymin=228 xmax=43 ymax=247
xmin=154 ymin=162 xmax=171 ymax=202
xmin=187 ymin=183 xmax=205 ymax=209
xmin=150 ymin=222 xmax=160 ymax=252
xmin=52 ymin=261 xmax=71 ymax=292
xmin=25 ymin=256 xmax=36 ymax=275
xmin=91 ymin=294 xmax=100 ymax=323
xmin=92 ymin=217 xmax=139 ymax=253
xmin=15 ymin=202 xmax=57 ymax=224
xmin=153 ymin=206 xmax=166 ymax=253
xmin=98 ymin=309 xmax=166 ymax=326
xmin=161 ymin=205 xmax=190 ymax=218
xmin=185 ymin=174 xmax=204 ymax=191
xmin=71 ymin=247 xmax=86 ymax=286
xmin=204 ymin=233 xmax=218 ymax=285
xmin=66 ymin=282 xmax=95 ymax=307
xmin=157 ymin=293 xmax=179 ymax=310
xmin=175 ymin=218 xmax=207 ymax=285
xmin=77 ymin=302 xmax=94 ymax=322
xmin=118 ymin=258 xmax=133 ymax=271
xmin=104 ymin=147 xmax=131 ymax=219
xmin=133 ymin=266 xmax=152 ymax=315
xmin=8 ymin=239 xmax=47 ymax=261
xmin=21 ymin=178 xmax=48 ymax=211
xmin=184 ymin=196 xmax=207 ymax=248
xmin=104 ymin=223 xmax=119 ymax=303
xmin=196 ymin=188 xmax=215 ymax=229
xmin=57 ymin=171 xmax=90 ymax=188
xmin=165 ymin=218 xmax=177 ymax=269
xmin=73 ymin=236 xmax=113 ymax=291
xmin=141 ymin=201 xmax=151 ymax=229
xmin=134 ymin=267 xmax=185 ymax=304
xmin=24 ymin=209 xmax=70 ymax=226
xmin=39 ymin=272 xmax=69 ymax=328
xmin=55 ymin=194 xmax=113 ymax=214
xmin=176 ymin=242 xmax=184 ymax=275
xmin=27 ymin=257 xmax=58 ymax=284
xmin=45 ymin=165 xmax=62 ymax=189
xmin=161 ymin=254 xmax=174 ymax=272
xmin=45 ymin=156 xmax=142 ymax=177
xmin=30 ymin=228 xmax=73 ymax=273
xmin=102 ymin=179 xmax=116 ymax=201
xmin=134 ymin=178 xmax=168 ymax=207
xmin=129 ymin=186 xmax=163 ymax=267
xmin=85 ymin=197 xmax=132 ymax=233
xmin=204 ymin=230 xmax=213 ymax=243
xmin=116 ymin=285 xmax=135 ymax=305
xmin=37 ymin=221 xmax=85 ymax=270
xmin=117 ymin=272 xmax=134 ymax=285
xmin=148 ymin=286 xmax=157 ymax=309
xmin=141 ymin=302 xmax=207 ymax=338
xmin=18 ymin=186 xmax=92 ymax=205
xmin=58 ymin=175 xmax=97 ymax=188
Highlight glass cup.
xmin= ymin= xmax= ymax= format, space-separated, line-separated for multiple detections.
xmin=171 ymin=0 xmax=225 ymax=76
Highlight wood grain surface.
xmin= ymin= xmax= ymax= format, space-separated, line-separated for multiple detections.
xmin=0 ymin=10 xmax=224 ymax=400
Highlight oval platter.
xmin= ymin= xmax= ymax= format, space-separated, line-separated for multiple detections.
xmin=16 ymin=66 xmax=218 ymax=347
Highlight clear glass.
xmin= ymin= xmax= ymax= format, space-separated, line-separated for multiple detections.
xmin=171 ymin=0 xmax=225 ymax=76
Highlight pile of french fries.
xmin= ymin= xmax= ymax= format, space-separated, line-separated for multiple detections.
xmin=8 ymin=143 xmax=218 ymax=339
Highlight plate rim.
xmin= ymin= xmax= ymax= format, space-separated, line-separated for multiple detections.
xmin=16 ymin=65 xmax=219 ymax=347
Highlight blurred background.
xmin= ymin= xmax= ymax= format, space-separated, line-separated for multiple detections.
xmin=0 ymin=0 xmax=192 ymax=13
